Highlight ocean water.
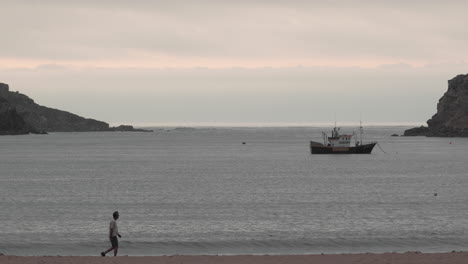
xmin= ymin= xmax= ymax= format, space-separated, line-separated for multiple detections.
xmin=1 ymin=126 xmax=468 ymax=256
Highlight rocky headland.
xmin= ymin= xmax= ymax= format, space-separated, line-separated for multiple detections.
xmin=404 ymin=74 xmax=468 ymax=137
xmin=0 ymin=97 xmax=36 ymax=135
xmin=0 ymin=83 xmax=152 ymax=135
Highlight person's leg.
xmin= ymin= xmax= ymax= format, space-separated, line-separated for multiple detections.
xmin=102 ymin=246 xmax=115 ymax=256
xmin=102 ymin=237 xmax=119 ymax=256
xmin=113 ymin=246 xmax=118 ymax=256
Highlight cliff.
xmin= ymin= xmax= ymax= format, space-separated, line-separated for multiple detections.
xmin=0 ymin=97 xmax=35 ymax=135
xmin=0 ymin=83 xmax=152 ymax=134
xmin=404 ymin=74 xmax=468 ymax=137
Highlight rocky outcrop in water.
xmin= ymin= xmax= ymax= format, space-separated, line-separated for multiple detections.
xmin=404 ymin=74 xmax=468 ymax=137
xmin=0 ymin=83 xmax=152 ymax=135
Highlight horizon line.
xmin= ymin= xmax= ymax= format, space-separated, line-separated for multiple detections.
xmin=118 ymin=121 xmax=425 ymax=128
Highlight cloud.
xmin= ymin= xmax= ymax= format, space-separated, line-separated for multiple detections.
xmin=1 ymin=0 xmax=468 ymax=68
xmin=34 ymin=64 xmax=69 ymax=71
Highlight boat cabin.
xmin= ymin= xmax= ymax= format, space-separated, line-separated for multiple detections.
xmin=327 ymin=134 xmax=353 ymax=147
xmin=324 ymin=127 xmax=354 ymax=147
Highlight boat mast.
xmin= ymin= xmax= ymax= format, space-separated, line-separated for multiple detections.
xmin=359 ymin=119 xmax=363 ymax=144
xmin=333 ymin=113 xmax=338 ymax=138
xmin=334 ymin=113 xmax=337 ymax=131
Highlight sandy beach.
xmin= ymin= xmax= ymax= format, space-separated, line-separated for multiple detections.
xmin=2 ymin=252 xmax=468 ymax=264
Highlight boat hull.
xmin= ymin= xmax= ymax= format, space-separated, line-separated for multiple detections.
xmin=310 ymin=142 xmax=376 ymax=154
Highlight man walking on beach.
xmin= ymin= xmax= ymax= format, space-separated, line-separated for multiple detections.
xmin=101 ymin=211 xmax=122 ymax=256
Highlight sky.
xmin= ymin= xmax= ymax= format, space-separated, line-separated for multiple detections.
xmin=1 ymin=0 xmax=468 ymax=126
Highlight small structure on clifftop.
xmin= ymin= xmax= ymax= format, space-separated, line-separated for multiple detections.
xmin=0 ymin=83 xmax=9 ymax=97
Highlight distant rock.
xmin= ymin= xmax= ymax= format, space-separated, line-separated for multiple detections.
xmin=404 ymin=74 xmax=468 ymax=137
xmin=111 ymin=125 xmax=152 ymax=132
xmin=403 ymin=126 xmax=430 ymax=136
xmin=0 ymin=83 xmax=152 ymax=135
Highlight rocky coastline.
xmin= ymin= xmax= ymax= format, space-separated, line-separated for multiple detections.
xmin=0 ymin=83 xmax=152 ymax=135
xmin=404 ymin=73 xmax=468 ymax=137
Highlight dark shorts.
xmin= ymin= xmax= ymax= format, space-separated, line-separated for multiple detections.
xmin=110 ymin=236 xmax=118 ymax=247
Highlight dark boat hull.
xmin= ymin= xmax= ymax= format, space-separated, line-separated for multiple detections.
xmin=310 ymin=142 xmax=376 ymax=154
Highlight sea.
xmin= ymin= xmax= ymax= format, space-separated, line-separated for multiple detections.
xmin=1 ymin=126 xmax=468 ymax=256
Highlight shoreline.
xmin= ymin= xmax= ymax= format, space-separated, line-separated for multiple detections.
xmin=2 ymin=252 xmax=468 ymax=264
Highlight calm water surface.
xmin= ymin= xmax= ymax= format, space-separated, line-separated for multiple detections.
xmin=1 ymin=127 xmax=468 ymax=255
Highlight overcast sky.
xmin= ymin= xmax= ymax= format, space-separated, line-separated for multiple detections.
xmin=1 ymin=0 xmax=467 ymax=126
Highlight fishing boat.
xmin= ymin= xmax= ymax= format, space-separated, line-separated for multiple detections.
xmin=310 ymin=124 xmax=377 ymax=154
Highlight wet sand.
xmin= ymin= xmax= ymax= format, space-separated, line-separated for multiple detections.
xmin=2 ymin=252 xmax=468 ymax=264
